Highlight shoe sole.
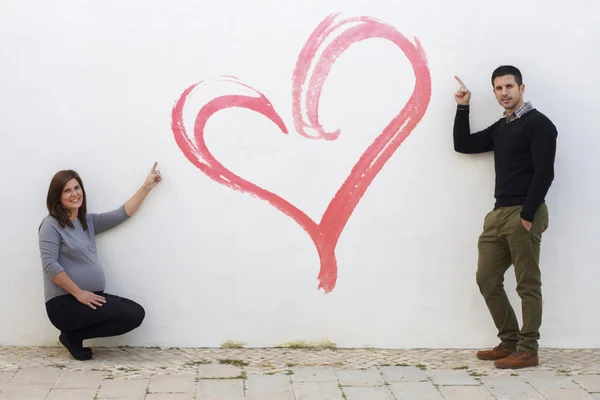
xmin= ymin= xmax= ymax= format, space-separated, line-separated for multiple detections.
xmin=476 ymin=354 xmax=511 ymax=361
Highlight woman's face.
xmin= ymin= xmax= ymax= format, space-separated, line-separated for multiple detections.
xmin=61 ymin=178 xmax=83 ymax=215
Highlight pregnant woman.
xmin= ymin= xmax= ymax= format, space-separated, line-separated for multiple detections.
xmin=38 ymin=163 xmax=162 ymax=360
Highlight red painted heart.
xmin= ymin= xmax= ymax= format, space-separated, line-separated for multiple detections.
xmin=171 ymin=13 xmax=431 ymax=293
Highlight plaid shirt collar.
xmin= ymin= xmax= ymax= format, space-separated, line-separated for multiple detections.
xmin=504 ymin=101 xmax=533 ymax=122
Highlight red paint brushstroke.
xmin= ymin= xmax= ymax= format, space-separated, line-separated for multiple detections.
xmin=171 ymin=13 xmax=431 ymax=293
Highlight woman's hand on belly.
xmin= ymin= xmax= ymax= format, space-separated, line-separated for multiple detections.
xmin=74 ymin=290 xmax=106 ymax=310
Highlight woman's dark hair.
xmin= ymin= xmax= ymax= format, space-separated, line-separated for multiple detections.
xmin=46 ymin=170 xmax=88 ymax=230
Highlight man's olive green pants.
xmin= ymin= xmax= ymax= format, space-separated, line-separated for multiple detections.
xmin=476 ymin=204 xmax=549 ymax=356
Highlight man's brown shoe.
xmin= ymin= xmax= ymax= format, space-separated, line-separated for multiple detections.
xmin=494 ymin=350 xmax=539 ymax=369
xmin=476 ymin=344 xmax=514 ymax=360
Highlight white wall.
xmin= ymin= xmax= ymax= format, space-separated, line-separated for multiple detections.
xmin=1 ymin=0 xmax=598 ymax=348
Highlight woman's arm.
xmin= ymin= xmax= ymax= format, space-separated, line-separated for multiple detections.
xmin=124 ymin=162 xmax=162 ymax=217
xmin=52 ymin=271 xmax=106 ymax=310
xmin=92 ymin=163 xmax=162 ymax=234
xmin=39 ymin=219 xmax=105 ymax=309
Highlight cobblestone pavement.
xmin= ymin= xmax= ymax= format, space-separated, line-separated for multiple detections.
xmin=1 ymin=346 xmax=599 ymax=399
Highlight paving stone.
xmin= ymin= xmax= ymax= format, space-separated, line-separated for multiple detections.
xmin=3 ymin=343 xmax=600 ymax=400
xmin=97 ymin=378 xmax=149 ymax=399
xmin=197 ymin=364 xmax=242 ymax=378
xmin=246 ymin=374 xmax=294 ymax=400
xmin=439 ymin=385 xmax=495 ymax=400
xmin=196 ymin=379 xmax=244 ymax=400
xmin=246 ymin=393 xmax=294 ymax=400
xmin=3 ymin=347 xmax=600 ymax=377
xmin=45 ymin=388 xmax=98 ymax=400
xmin=54 ymin=370 xmax=104 ymax=389
xmin=0 ymin=372 xmax=15 ymax=391
xmin=429 ymin=370 xmax=479 ymax=386
xmin=149 ymin=374 xmax=196 ymax=393
xmin=537 ymin=387 xmax=596 ymax=400
xmin=336 ymin=369 xmax=385 ymax=386
xmin=292 ymin=381 xmax=344 ymax=400
xmin=521 ymin=371 xmax=578 ymax=389
xmin=146 ymin=394 xmax=195 ymax=400
xmin=573 ymin=375 xmax=600 ymax=392
xmin=379 ymin=366 xmax=428 ymax=382
xmin=9 ymin=367 xmax=60 ymax=385
xmin=246 ymin=374 xmax=291 ymax=390
xmin=291 ymin=366 xmax=337 ymax=382
xmin=0 ymin=384 xmax=52 ymax=400
xmin=388 ymin=382 xmax=445 ymax=400
xmin=481 ymin=376 xmax=545 ymax=399
xmin=343 ymin=386 xmax=396 ymax=400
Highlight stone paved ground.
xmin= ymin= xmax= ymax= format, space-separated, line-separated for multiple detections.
xmin=1 ymin=346 xmax=599 ymax=399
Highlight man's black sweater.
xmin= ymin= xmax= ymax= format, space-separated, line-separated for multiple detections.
xmin=453 ymin=106 xmax=558 ymax=222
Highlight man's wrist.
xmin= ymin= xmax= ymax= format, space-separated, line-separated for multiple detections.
xmin=520 ymin=210 xmax=533 ymax=223
xmin=457 ymin=104 xmax=470 ymax=110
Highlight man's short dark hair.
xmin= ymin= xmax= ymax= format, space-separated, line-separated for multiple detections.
xmin=491 ymin=65 xmax=523 ymax=86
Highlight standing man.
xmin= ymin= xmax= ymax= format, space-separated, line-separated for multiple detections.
xmin=453 ymin=66 xmax=557 ymax=369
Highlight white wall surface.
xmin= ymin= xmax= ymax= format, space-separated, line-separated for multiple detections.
xmin=1 ymin=0 xmax=598 ymax=348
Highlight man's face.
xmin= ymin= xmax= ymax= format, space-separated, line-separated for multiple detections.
xmin=493 ymin=74 xmax=525 ymax=113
